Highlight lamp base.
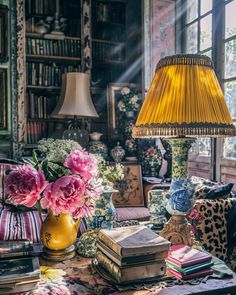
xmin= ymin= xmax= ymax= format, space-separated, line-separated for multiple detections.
xmin=41 ymin=245 xmax=76 ymax=261
xmin=160 ymin=215 xmax=199 ymax=246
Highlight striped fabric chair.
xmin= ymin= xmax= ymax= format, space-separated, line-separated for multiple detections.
xmin=0 ymin=159 xmax=87 ymax=243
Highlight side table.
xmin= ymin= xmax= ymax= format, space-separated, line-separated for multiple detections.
xmin=29 ymin=254 xmax=236 ymax=295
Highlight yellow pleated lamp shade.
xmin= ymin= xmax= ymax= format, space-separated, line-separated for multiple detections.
xmin=133 ymin=54 xmax=235 ymax=138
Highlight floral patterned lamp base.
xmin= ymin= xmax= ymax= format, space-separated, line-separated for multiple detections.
xmin=159 ymin=137 xmax=199 ymax=246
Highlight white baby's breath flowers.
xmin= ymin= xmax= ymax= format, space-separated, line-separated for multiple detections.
xmin=121 ymin=87 xmax=130 ymax=95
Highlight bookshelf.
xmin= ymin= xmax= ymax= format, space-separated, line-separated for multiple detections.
xmin=23 ymin=0 xmax=83 ymax=152
xmin=12 ymin=0 xmax=142 ymax=158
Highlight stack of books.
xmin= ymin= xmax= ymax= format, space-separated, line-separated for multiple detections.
xmin=95 ymin=225 xmax=170 ymax=284
xmin=0 ymin=257 xmax=40 ymax=294
xmin=166 ymin=244 xmax=214 ymax=280
xmin=0 ymin=240 xmax=41 ymax=294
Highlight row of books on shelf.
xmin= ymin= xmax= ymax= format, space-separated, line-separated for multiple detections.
xmin=27 ymin=93 xmax=58 ymax=119
xmin=27 ymin=122 xmax=48 ymax=144
xmin=26 ymin=37 xmax=81 ymax=58
xmin=95 ymin=225 xmax=214 ymax=284
xmin=0 ymin=240 xmax=42 ymax=294
xmin=92 ymin=41 xmax=125 ymax=62
xmin=26 ymin=63 xmax=81 ymax=87
xmin=92 ymin=2 xmax=125 ymax=25
xmin=25 ymin=0 xmax=57 ymax=16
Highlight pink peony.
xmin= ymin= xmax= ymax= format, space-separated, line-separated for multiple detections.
xmin=72 ymin=197 xmax=95 ymax=218
xmin=64 ymin=149 xmax=98 ymax=181
xmin=5 ymin=165 xmax=48 ymax=207
xmin=50 ymin=285 xmax=71 ymax=295
xmin=41 ymin=175 xmax=87 ymax=216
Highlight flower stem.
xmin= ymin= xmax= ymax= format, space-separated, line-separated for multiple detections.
xmin=36 ymin=201 xmax=43 ymax=223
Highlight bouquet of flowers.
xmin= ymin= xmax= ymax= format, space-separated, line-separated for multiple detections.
xmin=142 ymin=147 xmax=162 ymax=165
xmin=117 ymin=87 xmax=141 ymax=112
xmin=96 ymin=155 xmax=124 ymax=190
xmin=5 ymin=139 xmax=103 ymax=220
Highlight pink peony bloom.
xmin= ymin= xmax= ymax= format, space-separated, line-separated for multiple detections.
xmin=5 ymin=165 xmax=48 ymax=207
xmin=41 ymin=175 xmax=86 ymax=216
xmin=72 ymin=197 xmax=95 ymax=218
xmin=64 ymin=149 xmax=98 ymax=181
xmin=50 ymin=285 xmax=71 ymax=295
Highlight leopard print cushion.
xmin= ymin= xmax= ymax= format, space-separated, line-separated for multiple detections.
xmin=187 ymin=199 xmax=234 ymax=261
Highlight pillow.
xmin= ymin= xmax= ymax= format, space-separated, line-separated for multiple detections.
xmin=115 ymin=207 xmax=150 ymax=222
xmin=190 ymin=176 xmax=234 ymax=200
xmin=0 ymin=206 xmax=87 ymax=243
xmin=187 ymin=199 xmax=234 ymax=261
xmin=204 ymin=183 xmax=234 ymax=200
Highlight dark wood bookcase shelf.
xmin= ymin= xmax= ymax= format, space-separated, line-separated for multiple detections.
xmin=26 ymin=54 xmax=81 ymax=63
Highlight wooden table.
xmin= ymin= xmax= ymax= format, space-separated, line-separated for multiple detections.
xmin=31 ymin=254 xmax=236 ymax=295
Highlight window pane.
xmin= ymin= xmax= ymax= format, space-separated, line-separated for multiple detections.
xmin=198 ymin=138 xmax=211 ymax=156
xmin=224 ymin=81 xmax=236 ymax=119
xmin=224 ymin=135 xmax=236 ymax=158
xmin=224 ymin=39 xmax=236 ymax=79
xmin=200 ymin=14 xmax=212 ymax=51
xmin=186 ymin=22 xmax=198 ymax=53
xmin=200 ymin=0 xmax=212 ymax=15
xmin=225 ymin=1 xmax=236 ymax=39
xmin=186 ymin=0 xmax=198 ymax=24
xmin=201 ymin=49 xmax=212 ymax=58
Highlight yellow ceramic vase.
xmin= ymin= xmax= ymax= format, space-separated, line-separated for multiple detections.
xmin=40 ymin=211 xmax=81 ymax=251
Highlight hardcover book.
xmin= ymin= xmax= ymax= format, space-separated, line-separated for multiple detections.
xmin=96 ymin=240 xmax=169 ymax=266
xmin=168 ymin=267 xmax=213 ymax=280
xmin=167 ymin=244 xmax=212 ymax=268
xmin=166 ymin=260 xmax=214 ymax=275
xmin=96 ymin=250 xmax=166 ymax=283
xmin=98 ymin=225 xmax=170 ymax=257
xmin=0 ymin=240 xmax=33 ymax=258
xmin=0 ymin=257 xmax=40 ymax=284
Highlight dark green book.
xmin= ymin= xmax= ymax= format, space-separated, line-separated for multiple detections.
xmin=166 ymin=260 xmax=214 ymax=275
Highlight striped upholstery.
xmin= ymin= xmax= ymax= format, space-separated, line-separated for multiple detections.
xmin=0 ymin=207 xmax=43 ymax=242
xmin=0 ymin=162 xmax=87 ymax=242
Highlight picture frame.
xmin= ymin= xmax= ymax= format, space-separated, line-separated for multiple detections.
xmin=0 ymin=4 xmax=8 ymax=63
xmin=112 ymin=163 xmax=144 ymax=207
xmin=107 ymin=82 xmax=138 ymax=142
xmin=0 ymin=68 xmax=8 ymax=130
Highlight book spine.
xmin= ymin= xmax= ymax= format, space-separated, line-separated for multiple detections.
xmin=96 ymin=250 xmax=121 ymax=282
xmin=98 ymin=231 xmax=122 ymax=256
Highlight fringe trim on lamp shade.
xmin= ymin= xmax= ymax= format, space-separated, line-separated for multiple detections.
xmin=133 ymin=54 xmax=236 ymax=138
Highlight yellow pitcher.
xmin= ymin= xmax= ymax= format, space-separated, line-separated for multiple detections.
xmin=40 ymin=211 xmax=81 ymax=251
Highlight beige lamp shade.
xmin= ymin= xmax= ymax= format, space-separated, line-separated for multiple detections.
xmin=132 ymin=54 xmax=236 ymax=138
xmin=51 ymin=72 xmax=99 ymax=118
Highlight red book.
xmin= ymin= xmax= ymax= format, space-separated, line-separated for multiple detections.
xmin=167 ymin=244 xmax=212 ymax=268
xmin=168 ymin=267 xmax=213 ymax=280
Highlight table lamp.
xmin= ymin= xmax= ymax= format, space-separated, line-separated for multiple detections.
xmin=132 ymin=54 xmax=235 ymax=245
xmin=51 ymin=72 xmax=99 ymax=147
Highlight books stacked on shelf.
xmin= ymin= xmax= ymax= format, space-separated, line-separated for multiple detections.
xmin=95 ymin=225 xmax=170 ymax=284
xmin=26 ymin=63 xmax=81 ymax=87
xmin=0 ymin=257 xmax=40 ymax=294
xmin=166 ymin=244 xmax=214 ymax=280
xmin=27 ymin=93 xmax=59 ymax=119
xmin=26 ymin=37 xmax=81 ymax=58
xmin=92 ymin=41 xmax=124 ymax=62
xmin=27 ymin=122 xmax=47 ymax=144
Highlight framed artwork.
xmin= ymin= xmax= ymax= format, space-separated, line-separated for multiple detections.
xmin=0 ymin=68 xmax=8 ymax=130
xmin=112 ymin=163 xmax=144 ymax=207
xmin=107 ymin=82 xmax=138 ymax=141
xmin=0 ymin=4 xmax=8 ymax=63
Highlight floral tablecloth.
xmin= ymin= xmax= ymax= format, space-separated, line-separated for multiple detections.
xmin=23 ymin=254 xmax=235 ymax=295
